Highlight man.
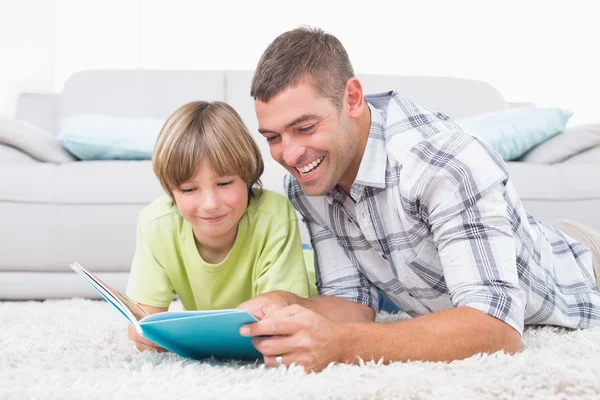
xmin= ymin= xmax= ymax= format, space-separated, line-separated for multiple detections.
xmin=238 ymin=26 xmax=600 ymax=372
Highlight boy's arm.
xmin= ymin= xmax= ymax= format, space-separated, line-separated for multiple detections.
xmin=127 ymin=303 xmax=169 ymax=352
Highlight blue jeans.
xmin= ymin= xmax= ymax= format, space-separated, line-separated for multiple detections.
xmin=378 ymin=292 xmax=402 ymax=313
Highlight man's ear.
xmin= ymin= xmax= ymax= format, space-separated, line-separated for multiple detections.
xmin=344 ymin=77 xmax=365 ymax=118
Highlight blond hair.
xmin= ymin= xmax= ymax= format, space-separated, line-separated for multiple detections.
xmin=251 ymin=26 xmax=354 ymax=110
xmin=152 ymin=101 xmax=263 ymax=200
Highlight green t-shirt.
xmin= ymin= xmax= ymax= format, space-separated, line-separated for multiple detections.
xmin=126 ymin=189 xmax=316 ymax=310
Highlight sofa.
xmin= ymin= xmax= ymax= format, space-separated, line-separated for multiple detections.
xmin=1 ymin=69 xmax=599 ymax=300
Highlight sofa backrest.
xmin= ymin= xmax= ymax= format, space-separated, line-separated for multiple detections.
xmin=16 ymin=68 xmax=510 ymax=190
xmin=225 ymin=70 xmax=509 ymax=171
xmin=14 ymin=69 xmax=511 ymax=243
xmin=59 ymin=69 xmax=227 ymax=121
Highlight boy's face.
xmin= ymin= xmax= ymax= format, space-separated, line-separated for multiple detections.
xmin=255 ymin=79 xmax=359 ymax=196
xmin=172 ymin=159 xmax=248 ymax=245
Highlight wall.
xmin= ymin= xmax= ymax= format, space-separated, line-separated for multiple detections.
xmin=3 ymin=0 xmax=599 ymax=125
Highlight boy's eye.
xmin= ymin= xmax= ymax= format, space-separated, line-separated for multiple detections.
xmin=181 ymin=188 xmax=196 ymax=193
xmin=217 ymin=180 xmax=233 ymax=187
xmin=298 ymin=124 xmax=315 ymax=133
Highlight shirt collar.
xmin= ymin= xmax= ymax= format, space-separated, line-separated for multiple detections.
xmin=325 ymin=92 xmax=394 ymax=202
xmin=352 ymin=101 xmax=388 ymax=190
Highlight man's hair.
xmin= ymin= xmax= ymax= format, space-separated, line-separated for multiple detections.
xmin=251 ymin=26 xmax=355 ymax=109
xmin=152 ymin=101 xmax=264 ymax=201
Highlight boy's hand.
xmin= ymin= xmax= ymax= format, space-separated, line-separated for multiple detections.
xmin=127 ymin=323 xmax=167 ymax=353
xmin=237 ymin=291 xmax=296 ymax=320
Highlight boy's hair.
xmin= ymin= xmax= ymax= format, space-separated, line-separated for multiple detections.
xmin=250 ymin=26 xmax=355 ymax=110
xmin=152 ymin=101 xmax=264 ymax=200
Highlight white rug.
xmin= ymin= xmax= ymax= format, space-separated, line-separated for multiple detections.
xmin=2 ymin=299 xmax=600 ymax=400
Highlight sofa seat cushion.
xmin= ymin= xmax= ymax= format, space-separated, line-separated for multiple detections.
xmin=0 ymin=160 xmax=163 ymax=204
xmin=506 ymin=162 xmax=600 ymax=230
xmin=507 ymin=162 xmax=600 ymax=201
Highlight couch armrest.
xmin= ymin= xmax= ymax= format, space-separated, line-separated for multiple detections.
xmin=0 ymin=117 xmax=75 ymax=163
xmin=15 ymin=92 xmax=59 ymax=135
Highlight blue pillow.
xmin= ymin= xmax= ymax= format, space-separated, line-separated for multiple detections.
xmin=457 ymin=107 xmax=573 ymax=161
xmin=58 ymin=115 xmax=165 ymax=160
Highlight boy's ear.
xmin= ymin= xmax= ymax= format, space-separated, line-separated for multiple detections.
xmin=344 ymin=77 xmax=365 ymax=119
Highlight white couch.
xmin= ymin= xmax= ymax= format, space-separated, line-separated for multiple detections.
xmin=2 ymin=69 xmax=599 ymax=300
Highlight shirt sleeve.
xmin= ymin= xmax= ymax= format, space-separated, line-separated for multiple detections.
xmin=305 ymin=217 xmax=380 ymax=312
xmin=125 ymin=216 xmax=176 ymax=308
xmin=284 ymin=173 xmax=379 ymax=311
xmin=254 ymin=214 xmax=312 ymax=299
xmin=408 ymin=133 xmax=527 ymax=335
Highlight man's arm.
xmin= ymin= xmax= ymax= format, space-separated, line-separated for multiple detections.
xmin=340 ymin=306 xmax=520 ymax=363
xmin=244 ymin=303 xmax=520 ymax=373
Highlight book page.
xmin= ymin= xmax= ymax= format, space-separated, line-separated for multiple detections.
xmin=70 ymin=262 xmax=148 ymax=325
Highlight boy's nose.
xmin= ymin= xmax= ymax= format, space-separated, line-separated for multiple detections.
xmin=200 ymin=191 xmax=219 ymax=211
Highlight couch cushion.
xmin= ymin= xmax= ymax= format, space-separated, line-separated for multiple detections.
xmin=0 ymin=160 xmax=163 ymax=204
xmin=506 ymin=162 xmax=600 ymax=231
xmin=506 ymin=162 xmax=600 ymax=201
xmin=357 ymin=74 xmax=509 ymax=119
xmin=58 ymin=115 xmax=164 ymax=160
xmin=458 ymin=107 xmax=573 ymax=161
xmin=563 ymin=146 xmax=600 ymax=164
xmin=0 ymin=144 xmax=37 ymax=163
xmin=226 ymin=71 xmax=511 ymax=160
xmin=59 ymin=70 xmax=226 ymax=122
xmin=0 ymin=117 xmax=75 ymax=163
xmin=521 ymin=124 xmax=600 ymax=164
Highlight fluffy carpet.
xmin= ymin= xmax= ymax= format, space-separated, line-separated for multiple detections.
xmin=2 ymin=299 xmax=600 ymax=399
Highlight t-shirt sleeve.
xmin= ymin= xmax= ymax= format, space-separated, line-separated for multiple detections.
xmin=254 ymin=208 xmax=312 ymax=299
xmin=125 ymin=216 xmax=176 ymax=308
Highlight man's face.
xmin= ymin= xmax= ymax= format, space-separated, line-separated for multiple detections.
xmin=255 ymin=81 xmax=358 ymax=196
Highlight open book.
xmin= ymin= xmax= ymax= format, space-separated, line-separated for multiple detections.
xmin=69 ymin=262 xmax=262 ymax=361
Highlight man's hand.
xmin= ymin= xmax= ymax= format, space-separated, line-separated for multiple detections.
xmin=240 ymin=304 xmax=347 ymax=373
xmin=237 ymin=291 xmax=296 ymax=320
xmin=127 ymin=324 xmax=167 ymax=353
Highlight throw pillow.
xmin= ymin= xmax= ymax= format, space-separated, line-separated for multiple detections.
xmin=58 ymin=115 xmax=165 ymax=160
xmin=457 ymin=107 xmax=573 ymax=161
xmin=0 ymin=117 xmax=76 ymax=163
xmin=520 ymin=124 xmax=600 ymax=164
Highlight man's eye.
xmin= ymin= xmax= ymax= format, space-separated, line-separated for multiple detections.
xmin=298 ymin=125 xmax=315 ymax=133
xmin=266 ymin=135 xmax=280 ymax=142
xmin=217 ymin=180 xmax=233 ymax=187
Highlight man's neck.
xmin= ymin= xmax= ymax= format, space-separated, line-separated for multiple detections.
xmin=338 ymin=104 xmax=372 ymax=195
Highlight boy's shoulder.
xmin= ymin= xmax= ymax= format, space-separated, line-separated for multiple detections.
xmin=248 ymin=188 xmax=297 ymax=223
xmin=138 ymin=195 xmax=181 ymax=227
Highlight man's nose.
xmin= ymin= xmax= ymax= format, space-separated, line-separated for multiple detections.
xmin=281 ymin=136 xmax=305 ymax=167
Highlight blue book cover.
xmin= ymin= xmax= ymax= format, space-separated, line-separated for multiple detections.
xmin=69 ymin=262 xmax=262 ymax=361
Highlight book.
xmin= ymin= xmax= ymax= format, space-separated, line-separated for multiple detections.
xmin=69 ymin=261 xmax=262 ymax=361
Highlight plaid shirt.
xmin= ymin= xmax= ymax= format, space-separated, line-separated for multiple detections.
xmin=285 ymin=90 xmax=600 ymax=335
